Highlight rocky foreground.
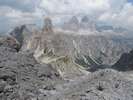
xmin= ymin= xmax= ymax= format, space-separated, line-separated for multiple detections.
xmin=0 ymin=36 xmax=133 ymax=100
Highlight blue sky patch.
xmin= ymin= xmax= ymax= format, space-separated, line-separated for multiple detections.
xmin=128 ymin=0 xmax=133 ymax=3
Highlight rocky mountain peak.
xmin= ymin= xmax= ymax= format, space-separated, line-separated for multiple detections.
xmin=9 ymin=25 xmax=27 ymax=47
xmin=42 ymin=17 xmax=53 ymax=33
xmin=81 ymin=16 xmax=89 ymax=23
xmin=69 ymin=16 xmax=79 ymax=25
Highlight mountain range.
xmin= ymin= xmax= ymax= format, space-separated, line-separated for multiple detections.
xmin=0 ymin=16 xmax=133 ymax=99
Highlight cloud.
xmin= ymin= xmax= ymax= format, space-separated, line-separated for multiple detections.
xmin=0 ymin=0 xmax=133 ymax=33
xmin=0 ymin=0 xmax=40 ymax=12
xmin=39 ymin=0 xmax=110 ymax=15
xmin=38 ymin=0 xmax=128 ymax=15
xmin=38 ymin=0 xmax=133 ymax=30
xmin=98 ymin=2 xmax=133 ymax=29
xmin=0 ymin=0 xmax=42 ymax=33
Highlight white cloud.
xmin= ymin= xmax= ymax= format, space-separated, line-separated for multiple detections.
xmin=0 ymin=0 xmax=133 ymax=33
xmin=0 ymin=0 xmax=40 ymax=12
xmin=39 ymin=0 xmax=110 ymax=15
xmin=0 ymin=5 xmax=42 ymax=33
xmin=98 ymin=2 xmax=133 ymax=29
xmin=38 ymin=0 xmax=128 ymax=15
xmin=38 ymin=0 xmax=133 ymax=30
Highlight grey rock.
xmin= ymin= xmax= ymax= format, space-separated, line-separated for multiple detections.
xmin=113 ymin=49 xmax=133 ymax=71
xmin=42 ymin=17 xmax=53 ymax=33
xmin=0 ymin=42 xmax=61 ymax=100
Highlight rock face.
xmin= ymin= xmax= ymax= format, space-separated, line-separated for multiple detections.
xmin=0 ymin=36 xmax=20 ymax=51
xmin=48 ymin=69 xmax=133 ymax=100
xmin=113 ymin=49 xmax=133 ymax=71
xmin=10 ymin=25 xmax=26 ymax=46
xmin=9 ymin=24 xmax=39 ymax=48
xmin=0 ymin=38 xmax=61 ymax=100
xmin=42 ymin=17 xmax=53 ymax=33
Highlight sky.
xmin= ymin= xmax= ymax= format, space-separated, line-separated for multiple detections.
xmin=0 ymin=0 xmax=133 ymax=33
xmin=128 ymin=0 xmax=133 ymax=3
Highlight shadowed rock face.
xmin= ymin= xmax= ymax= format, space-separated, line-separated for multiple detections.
xmin=10 ymin=25 xmax=26 ymax=46
xmin=9 ymin=24 xmax=39 ymax=50
xmin=113 ymin=49 xmax=133 ymax=71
